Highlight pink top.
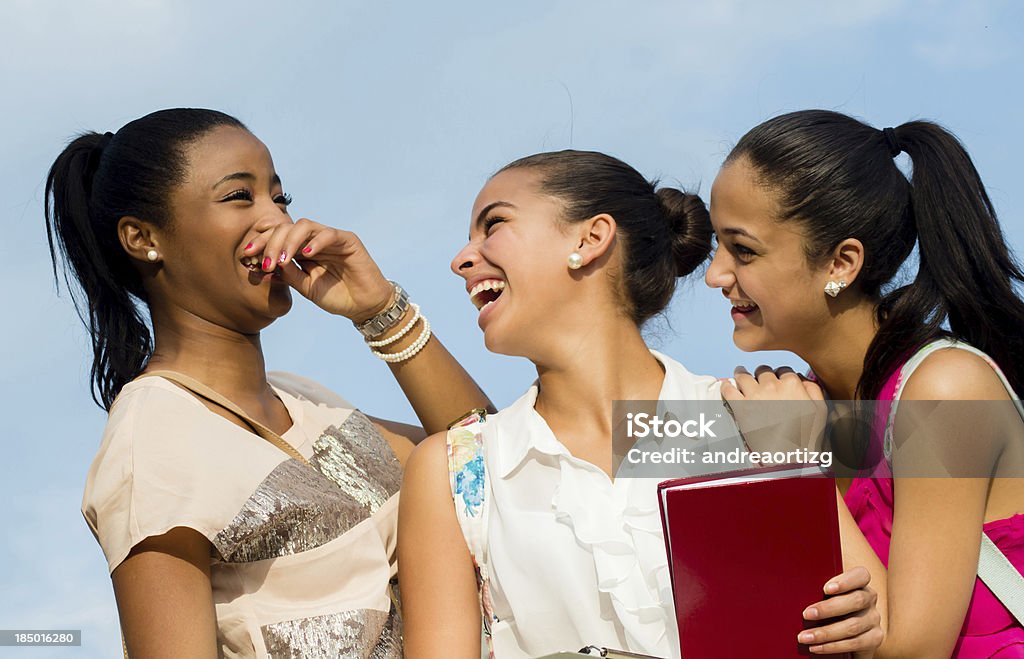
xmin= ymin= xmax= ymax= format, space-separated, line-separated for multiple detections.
xmin=843 ymin=341 xmax=1024 ymax=657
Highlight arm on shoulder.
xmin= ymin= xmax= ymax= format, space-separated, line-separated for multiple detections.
xmin=369 ymin=416 xmax=424 ymax=467
xmin=111 ymin=526 xmax=218 ymax=659
xmin=398 ymin=432 xmax=483 ymax=659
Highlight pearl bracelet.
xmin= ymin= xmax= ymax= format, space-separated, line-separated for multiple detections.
xmin=370 ymin=316 xmax=432 ymax=363
xmin=365 ymin=304 xmax=422 ymax=348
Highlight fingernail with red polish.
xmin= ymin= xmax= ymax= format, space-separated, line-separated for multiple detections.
xmin=302 ymin=246 xmax=312 ymax=254
xmin=245 ymin=242 xmax=253 ymax=250
xmin=279 ymin=251 xmax=288 ymax=263
xmin=262 ymin=257 xmax=272 ymax=270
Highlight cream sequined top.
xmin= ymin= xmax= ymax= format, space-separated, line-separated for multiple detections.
xmin=81 ymin=372 xmax=403 ymax=658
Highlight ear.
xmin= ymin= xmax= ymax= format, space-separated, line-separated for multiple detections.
xmin=117 ymin=216 xmax=161 ymax=263
xmin=826 ymin=238 xmax=865 ymax=287
xmin=574 ymin=213 xmax=617 ymax=265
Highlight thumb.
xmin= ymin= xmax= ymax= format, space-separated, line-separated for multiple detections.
xmin=278 ymin=260 xmax=310 ymax=297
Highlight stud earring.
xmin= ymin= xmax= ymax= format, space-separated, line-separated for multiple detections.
xmin=567 ymin=252 xmax=583 ymax=270
xmin=824 ymin=279 xmax=847 ymax=298
xmin=146 ymin=249 xmax=159 ymax=262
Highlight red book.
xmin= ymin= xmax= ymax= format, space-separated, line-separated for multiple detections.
xmin=658 ymin=465 xmax=850 ymax=658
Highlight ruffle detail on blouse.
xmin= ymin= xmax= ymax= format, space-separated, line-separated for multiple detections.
xmin=551 ymin=464 xmax=672 ymax=653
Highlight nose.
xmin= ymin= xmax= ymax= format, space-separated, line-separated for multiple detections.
xmin=450 ymin=241 xmax=477 ymax=277
xmin=704 ymin=245 xmax=735 ymax=292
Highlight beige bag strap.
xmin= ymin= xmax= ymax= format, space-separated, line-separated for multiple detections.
xmin=138 ymin=370 xmax=309 ymax=466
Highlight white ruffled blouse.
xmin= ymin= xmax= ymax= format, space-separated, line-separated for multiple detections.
xmin=479 ymin=351 xmax=722 ymax=658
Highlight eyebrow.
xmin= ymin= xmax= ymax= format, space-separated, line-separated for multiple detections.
xmin=719 ymin=227 xmax=762 ymax=243
xmin=211 ymin=172 xmax=283 ymax=189
xmin=470 ymin=201 xmax=516 ymax=239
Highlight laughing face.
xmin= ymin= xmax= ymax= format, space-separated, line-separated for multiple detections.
xmin=153 ymin=125 xmax=295 ymax=333
xmin=705 ymin=157 xmax=834 ymax=353
xmin=451 ymin=167 xmax=583 ymax=358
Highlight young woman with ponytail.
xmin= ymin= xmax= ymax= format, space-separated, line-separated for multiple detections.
xmin=46 ymin=108 xmax=491 ymax=658
xmin=399 ymin=150 xmax=883 ymax=658
xmin=706 ymin=109 xmax=1024 ymax=657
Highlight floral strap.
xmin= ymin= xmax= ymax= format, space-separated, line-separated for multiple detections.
xmin=446 ymin=409 xmax=497 ymax=656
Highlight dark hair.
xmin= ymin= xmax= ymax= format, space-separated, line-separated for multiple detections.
xmin=727 ymin=110 xmax=1024 ymax=399
xmin=45 ymin=108 xmax=247 ymax=410
xmin=498 ymin=150 xmax=712 ymax=325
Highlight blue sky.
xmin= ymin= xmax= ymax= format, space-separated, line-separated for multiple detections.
xmin=2 ymin=1 xmax=1022 ymax=655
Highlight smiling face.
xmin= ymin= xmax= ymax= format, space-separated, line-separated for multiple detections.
xmin=150 ymin=125 xmax=295 ymax=333
xmin=705 ymin=157 xmax=834 ymax=353
xmin=450 ymin=167 xmax=583 ymax=357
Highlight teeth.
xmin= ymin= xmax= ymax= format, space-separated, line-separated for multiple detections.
xmin=241 ymin=256 xmax=261 ymax=268
xmin=469 ymin=279 xmax=506 ymax=298
xmin=733 ymin=301 xmax=758 ymax=310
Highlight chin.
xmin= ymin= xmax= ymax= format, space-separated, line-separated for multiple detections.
xmin=733 ymin=327 xmax=769 ymax=353
xmin=264 ymin=288 xmax=294 ymax=319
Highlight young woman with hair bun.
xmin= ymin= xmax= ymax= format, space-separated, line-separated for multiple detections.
xmin=399 ymin=150 xmax=883 ymax=658
xmin=707 ymin=109 xmax=1024 ymax=657
xmin=46 ymin=108 xmax=491 ymax=657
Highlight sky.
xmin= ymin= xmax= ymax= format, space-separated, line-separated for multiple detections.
xmin=1 ymin=1 xmax=1022 ymax=656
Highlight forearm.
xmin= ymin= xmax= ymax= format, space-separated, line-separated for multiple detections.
xmin=366 ymin=305 xmax=493 ymax=435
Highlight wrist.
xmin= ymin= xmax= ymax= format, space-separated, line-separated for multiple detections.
xmin=352 ymin=281 xmax=408 ymax=335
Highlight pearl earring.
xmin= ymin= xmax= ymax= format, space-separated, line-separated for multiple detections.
xmin=824 ymin=279 xmax=847 ymax=298
xmin=146 ymin=249 xmax=159 ymax=262
xmin=567 ymin=252 xmax=583 ymax=270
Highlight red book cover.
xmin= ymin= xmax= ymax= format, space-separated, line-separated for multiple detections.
xmin=658 ymin=465 xmax=850 ymax=658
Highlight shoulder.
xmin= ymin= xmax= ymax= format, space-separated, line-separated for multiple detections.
xmin=901 ymin=346 xmax=1011 ymax=401
xmin=652 ymin=350 xmax=723 ymax=399
xmin=404 ymin=431 xmax=451 ymax=484
xmin=100 ymin=377 xmax=213 ymax=451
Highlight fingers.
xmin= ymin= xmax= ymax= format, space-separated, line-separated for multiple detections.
xmin=802 ymin=378 xmax=826 ymax=401
xmin=800 ymin=573 xmax=881 ymax=652
xmin=243 ymin=219 xmax=331 ymax=273
xmin=824 ymin=566 xmax=871 ymax=595
xmin=734 ymin=365 xmax=811 ymax=398
xmin=733 ymin=366 xmax=757 ymax=395
xmin=721 ymin=379 xmax=744 ymax=402
xmin=803 ymin=587 xmax=876 ymax=622
xmin=276 ymin=259 xmax=309 ymax=293
xmin=800 ymin=607 xmax=884 ymax=654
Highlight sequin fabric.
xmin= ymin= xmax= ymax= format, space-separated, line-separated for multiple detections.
xmin=310 ymin=411 xmax=402 ymax=513
xmin=260 ymin=604 xmax=402 ymax=659
xmin=212 ymin=410 xmax=401 ymax=563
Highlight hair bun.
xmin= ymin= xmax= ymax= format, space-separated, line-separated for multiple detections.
xmin=656 ymin=187 xmax=713 ymax=277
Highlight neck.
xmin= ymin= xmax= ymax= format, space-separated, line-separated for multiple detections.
xmin=146 ymin=303 xmax=271 ymax=400
xmin=801 ymin=300 xmax=878 ymax=400
xmin=532 ymin=316 xmax=664 ymax=438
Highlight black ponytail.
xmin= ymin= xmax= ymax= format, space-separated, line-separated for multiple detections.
xmin=864 ymin=121 xmax=1024 ymax=400
xmin=727 ymin=110 xmax=1024 ymax=399
xmin=45 ymin=109 xmax=246 ymax=410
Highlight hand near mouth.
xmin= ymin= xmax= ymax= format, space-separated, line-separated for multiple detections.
xmin=242 ymin=218 xmax=393 ymax=322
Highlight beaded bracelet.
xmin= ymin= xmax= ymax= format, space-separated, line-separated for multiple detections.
xmin=370 ymin=316 xmax=432 ymax=363
xmin=366 ymin=304 xmax=422 ymax=348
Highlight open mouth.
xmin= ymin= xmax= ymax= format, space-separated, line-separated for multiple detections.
xmin=469 ymin=279 xmax=506 ymax=312
xmin=241 ymin=255 xmax=282 ymax=279
xmin=731 ymin=300 xmax=759 ymax=315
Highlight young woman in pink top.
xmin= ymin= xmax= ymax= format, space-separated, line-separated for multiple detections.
xmin=705 ymin=109 xmax=1024 ymax=657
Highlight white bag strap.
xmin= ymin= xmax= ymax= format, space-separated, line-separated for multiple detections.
xmin=888 ymin=339 xmax=1024 ymax=624
xmin=979 ymin=533 xmax=1024 ymax=624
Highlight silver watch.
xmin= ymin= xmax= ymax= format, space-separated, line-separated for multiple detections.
xmin=354 ymin=282 xmax=410 ymax=339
